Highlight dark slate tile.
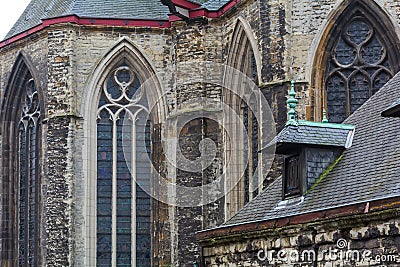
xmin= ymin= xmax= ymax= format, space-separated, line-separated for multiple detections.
xmin=201 ymin=0 xmax=231 ymax=11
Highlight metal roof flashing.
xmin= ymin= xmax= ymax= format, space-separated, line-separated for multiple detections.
xmin=297 ymin=120 xmax=355 ymax=130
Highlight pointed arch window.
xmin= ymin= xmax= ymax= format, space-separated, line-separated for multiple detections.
xmin=17 ymin=76 xmax=41 ymax=266
xmin=234 ymin=26 xmax=260 ymax=204
xmin=324 ymin=5 xmax=400 ymax=122
xmin=1 ymin=57 xmax=41 ymax=266
xmin=96 ymin=62 xmax=151 ymax=267
xmin=224 ymin=19 xmax=261 ymax=219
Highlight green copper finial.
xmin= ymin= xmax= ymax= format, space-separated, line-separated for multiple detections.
xmin=286 ymin=80 xmax=298 ymax=126
xmin=322 ymin=109 xmax=329 ymax=123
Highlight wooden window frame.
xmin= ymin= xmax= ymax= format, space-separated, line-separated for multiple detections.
xmin=283 ymin=152 xmax=304 ymax=198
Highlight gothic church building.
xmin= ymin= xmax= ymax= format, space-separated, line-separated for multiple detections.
xmin=0 ymin=0 xmax=400 ymax=266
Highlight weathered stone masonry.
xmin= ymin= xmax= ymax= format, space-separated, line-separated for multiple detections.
xmin=199 ymin=203 xmax=400 ymax=267
xmin=44 ymin=26 xmax=76 ymax=266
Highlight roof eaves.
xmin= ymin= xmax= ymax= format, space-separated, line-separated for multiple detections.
xmin=197 ymin=195 xmax=400 ymax=242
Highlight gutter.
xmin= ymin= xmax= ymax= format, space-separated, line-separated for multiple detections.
xmin=0 ymin=15 xmax=171 ymax=48
xmin=197 ymin=195 xmax=400 ymax=243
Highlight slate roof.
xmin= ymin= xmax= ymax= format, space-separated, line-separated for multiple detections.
xmin=190 ymin=0 xmax=209 ymax=3
xmin=226 ymin=71 xmax=400 ymax=226
xmin=5 ymin=0 xmax=171 ymax=40
xmin=6 ymin=0 xmax=73 ymax=39
xmin=4 ymin=0 xmax=235 ymax=40
xmin=271 ymin=121 xmax=355 ymax=152
xmin=200 ymin=0 xmax=231 ymax=11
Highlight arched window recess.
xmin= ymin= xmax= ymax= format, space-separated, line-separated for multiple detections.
xmin=311 ymin=0 xmax=400 ymax=122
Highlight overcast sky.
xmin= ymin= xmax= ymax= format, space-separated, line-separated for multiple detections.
xmin=0 ymin=0 xmax=31 ymax=40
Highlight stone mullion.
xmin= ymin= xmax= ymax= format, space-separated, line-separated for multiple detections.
xmin=111 ymin=118 xmax=117 ymax=267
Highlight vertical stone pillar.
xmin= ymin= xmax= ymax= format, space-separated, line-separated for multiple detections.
xmin=169 ymin=19 xmax=225 ymax=266
xmin=45 ymin=26 xmax=76 ymax=266
xmin=259 ymin=0 xmax=286 ymax=82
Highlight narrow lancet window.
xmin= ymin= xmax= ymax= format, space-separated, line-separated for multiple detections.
xmin=96 ymin=63 xmax=151 ymax=267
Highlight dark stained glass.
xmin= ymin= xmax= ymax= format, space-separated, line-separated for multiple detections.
xmin=242 ymin=96 xmax=259 ymax=203
xmin=251 ymin=101 xmax=259 ymax=197
xmin=347 ymin=20 xmax=370 ymax=45
xmin=326 ymin=16 xmax=394 ymax=122
xmin=135 ymin=108 xmax=151 ymax=267
xmin=116 ymin=111 xmax=132 ymax=265
xmin=327 ymin=74 xmax=347 ymax=123
xmin=17 ymin=77 xmax=40 ymax=267
xmin=334 ymin=39 xmax=356 ymax=65
xmin=28 ymin=122 xmax=39 ymax=266
xmin=97 ymin=107 xmax=113 ymax=267
xmin=349 ymin=73 xmax=370 ymax=113
xmin=97 ymin=64 xmax=151 ymax=266
xmin=243 ymin=104 xmax=249 ymax=204
xmin=373 ymin=71 xmax=391 ymax=94
xmin=18 ymin=124 xmax=28 ymax=266
xmin=97 ymin=235 xmax=112 ymax=267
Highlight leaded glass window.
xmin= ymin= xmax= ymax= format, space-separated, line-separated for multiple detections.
xmin=325 ymin=14 xmax=394 ymax=122
xmin=243 ymin=49 xmax=259 ymax=203
xmin=242 ymin=96 xmax=259 ymax=203
xmin=17 ymin=76 xmax=41 ymax=266
xmin=96 ymin=64 xmax=151 ymax=267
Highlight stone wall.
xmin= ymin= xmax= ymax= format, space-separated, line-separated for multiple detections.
xmin=170 ymin=17 xmax=226 ymax=266
xmin=43 ymin=26 xmax=77 ymax=266
xmin=199 ymin=208 xmax=400 ymax=266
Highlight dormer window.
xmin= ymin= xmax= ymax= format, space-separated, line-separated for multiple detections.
xmin=283 ymin=154 xmax=302 ymax=197
xmin=264 ymin=81 xmax=355 ymax=202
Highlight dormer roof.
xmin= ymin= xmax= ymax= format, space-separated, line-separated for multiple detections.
xmin=272 ymin=121 xmax=355 ymax=154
